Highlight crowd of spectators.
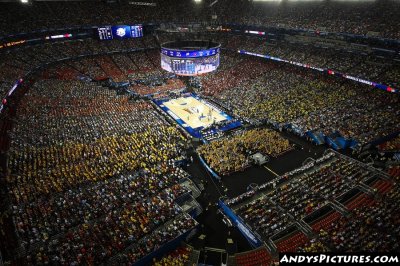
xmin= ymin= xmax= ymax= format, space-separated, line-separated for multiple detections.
xmin=0 ymin=4 xmax=400 ymax=263
xmin=199 ymin=53 xmax=272 ymax=96
xmin=233 ymin=247 xmax=274 ymax=266
xmin=132 ymin=78 xmax=185 ymax=96
xmin=254 ymin=40 xmax=400 ymax=89
xmin=216 ymin=0 xmax=400 ymax=40
xmin=4 ymin=78 xmax=197 ymax=264
xmin=225 ymin=152 xmax=336 ymax=207
xmin=270 ymin=231 xmax=328 ymax=253
xmin=151 ymin=246 xmax=192 ymax=266
xmin=274 ymin=231 xmax=310 ymax=253
xmin=229 ymin=151 xmax=398 ymax=253
xmin=316 ymin=186 xmax=400 ymax=252
xmin=387 ymin=165 xmax=400 ymax=182
xmin=269 ymin=156 xmax=377 ymax=219
xmin=296 ymin=239 xmax=329 ymax=253
xmin=129 ymin=71 xmax=186 ymax=96
xmin=107 ymin=215 xmax=196 ymax=265
xmin=203 ymin=50 xmax=399 ymax=145
xmin=1 ymin=0 xmax=400 ymax=40
xmin=378 ymin=135 xmax=400 ymax=152
xmin=197 ymin=128 xmax=291 ymax=175
xmin=236 ymin=197 xmax=291 ymax=241
xmin=0 ymin=37 xmax=158 ymax=98
xmin=5 ymin=31 xmax=400 ymax=115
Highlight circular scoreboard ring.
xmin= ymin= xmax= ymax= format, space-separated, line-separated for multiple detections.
xmin=160 ymin=40 xmax=221 ymax=76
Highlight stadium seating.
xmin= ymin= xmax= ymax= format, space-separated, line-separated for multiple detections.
xmin=1 ymin=1 xmax=400 ymax=40
xmin=197 ymin=128 xmax=292 ymax=175
xmin=151 ymin=246 xmax=192 ymax=266
xmin=4 ymin=78 xmax=195 ymax=264
xmin=234 ymin=247 xmax=274 ymax=266
xmin=275 ymin=231 xmax=310 ymax=253
xmin=1 ymin=1 xmax=400 ymax=265
xmin=387 ymin=166 xmax=400 ymax=181
xmin=378 ymin=136 xmax=400 ymax=152
xmin=227 ymin=151 xmax=399 ymax=253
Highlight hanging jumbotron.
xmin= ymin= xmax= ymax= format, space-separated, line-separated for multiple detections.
xmin=161 ymin=40 xmax=221 ymax=76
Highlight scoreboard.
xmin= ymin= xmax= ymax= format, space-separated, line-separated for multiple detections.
xmin=97 ymin=25 xmax=143 ymax=40
xmin=161 ymin=53 xmax=220 ymax=76
xmin=130 ymin=25 xmax=143 ymax=38
xmin=97 ymin=26 xmax=113 ymax=40
xmin=161 ymin=47 xmax=220 ymax=58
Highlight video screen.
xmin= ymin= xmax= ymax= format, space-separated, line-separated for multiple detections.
xmin=161 ymin=47 xmax=220 ymax=58
xmin=97 ymin=25 xmax=143 ymax=40
xmin=161 ymin=53 xmax=220 ymax=76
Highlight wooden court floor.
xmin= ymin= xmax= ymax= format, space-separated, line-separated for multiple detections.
xmin=163 ymin=96 xmax=227 ymax=128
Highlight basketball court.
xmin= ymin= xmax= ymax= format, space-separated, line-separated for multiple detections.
xmin=163 ymin=96 xmax=227 ymax=129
